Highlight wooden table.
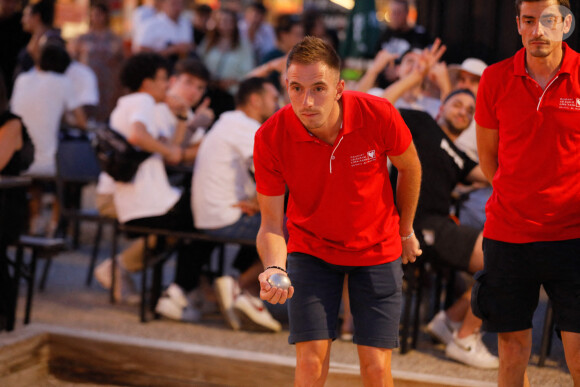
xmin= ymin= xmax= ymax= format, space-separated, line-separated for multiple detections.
xmin=0 ymin=175 xmax=31 ymax=332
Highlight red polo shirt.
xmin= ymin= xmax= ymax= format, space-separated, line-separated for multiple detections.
xmin=475 ymin=43 xmax=580 ymax=243
xmin=254 ymin=91 xmax=412 ymax=266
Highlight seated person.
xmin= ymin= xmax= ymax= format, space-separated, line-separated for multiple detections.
xmin=93 ymin=56 xmax=216 ymax=314
xmin=192 ymin=77 xmax=281 ymax=332
xmin=397 ymin=89 xmax=496 ymax=369
xmin=0 ymin=75 xmax=33 ymax=246
xmin=10 ymin=42 xmax=87 ymax=236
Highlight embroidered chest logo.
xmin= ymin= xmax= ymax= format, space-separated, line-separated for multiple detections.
xmin=558 ymin=98 xmax=580 ymax=111
xmin=350 ymin=150 xmax=377 ymax=167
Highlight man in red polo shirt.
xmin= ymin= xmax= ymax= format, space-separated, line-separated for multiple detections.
xmin=254 ymin=36 xmax=422 ymax=385
xmin=475 ymin=1 xmax=580 ymax=385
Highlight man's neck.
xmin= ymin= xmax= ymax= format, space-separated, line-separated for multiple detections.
xmin=438 ymin=121 xmax=460 ymax=142
xmin=526 ymin=45 xmax=564 ymax=89
xmin=238 ymin=106 xmax=263 ymax=124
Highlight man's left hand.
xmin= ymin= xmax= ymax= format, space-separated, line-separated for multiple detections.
xmin=402 ymin=234 xmax=422 ymax=264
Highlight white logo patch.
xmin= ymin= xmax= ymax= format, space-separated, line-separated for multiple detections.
xmin=558 ymin=98 xmax=580 ymax=111
xmin=351 ymin=150 xmax=377 ymax=167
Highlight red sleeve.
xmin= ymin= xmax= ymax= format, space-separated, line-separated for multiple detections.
xmin=384 ymin=102 xmax=413 ymax=156
xmin=475 ymin=68 xmax=499 ymax=130
xmin=253 ymin=126 xmax=286 ymax=196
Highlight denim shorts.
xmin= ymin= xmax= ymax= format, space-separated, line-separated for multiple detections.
xmin=472 ymin=238 xmax=580 ymax=333
xmin=287 ymin=252 xmax=403 ymax=349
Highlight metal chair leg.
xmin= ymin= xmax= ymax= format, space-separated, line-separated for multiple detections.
xmin=25 ymin=249 xmax=39 ymax=324
xmin=86 ymin=221 xmax=104 ymax=286
xmin=38 ymin=255 xmax=52 ymax=291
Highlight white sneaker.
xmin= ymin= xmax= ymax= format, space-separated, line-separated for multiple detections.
xmin=94 ymin=258 xmax=139 ymax=305
xmin=426 ymin=310 xmax=462 ymax=345
xmin=445 ymin=331 xmax=499 ymax=369
xmin=155 ymin=296 xmax=202 ymax=323
xmin=166 ymin=283 xmax=188 ymax=308
xmin=214 ymin=276 xmax=241 ymax=330
xmin=233 ymin=293 xmax=282 ymax=333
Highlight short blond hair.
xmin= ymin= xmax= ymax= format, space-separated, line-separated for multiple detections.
xmin=286 ymin=36 xmax=341 ymax=72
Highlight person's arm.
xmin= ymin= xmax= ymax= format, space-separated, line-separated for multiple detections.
xmin=71 ymin=106 xmax=88 ymax=130
xmin=466 ymin=165 xmax=490 ymax=185
xmin=355 ymin=49 xmax=398 ymax=93
xmin=476 ymin=123 xmax=499 ymax=184
xmin=256 ymin=193 xmax=294 ymax=304
xmin=0 ymin=119 xmax=22 ymax=170
xmin=245 ymin=56 xmax=286 ymax=79
xmin=382 ymin=70 xmax=424 ymax=103
xmin=389 ymin=142 xmax=423 ymax=264
xmin=127 ymin=121 xmax=182 ymax=164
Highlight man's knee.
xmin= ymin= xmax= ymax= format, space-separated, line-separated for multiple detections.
xmin=498 ymin=331 xmax=532 ymax=362
xmin=296 ymin=341 xmax=331 ymax=383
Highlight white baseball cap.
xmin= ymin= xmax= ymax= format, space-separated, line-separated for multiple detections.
xmin=448 ymin=58 xmax=488 ymax=77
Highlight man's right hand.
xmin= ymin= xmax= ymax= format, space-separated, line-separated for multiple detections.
xmin=258 ymin=268 xmax=294 ymax=305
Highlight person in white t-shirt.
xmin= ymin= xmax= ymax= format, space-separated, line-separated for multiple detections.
xmin=94 ymin=58 xmax=215 ymax=309
xmin=192 ymin=77 xmax=281 ymax=332
xmin=11 ymin=42 xmax=87 ymax=235
xmin=65 ymin=60 xmax=100 ymax=124
xmin=131 ymin=0 xmax=164 ymax=41
xmin=133 ymin=0 xmax=193 ymax=62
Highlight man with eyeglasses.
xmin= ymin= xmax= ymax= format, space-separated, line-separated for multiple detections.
xmin=475 ymin=1 xmax=580 ymax=386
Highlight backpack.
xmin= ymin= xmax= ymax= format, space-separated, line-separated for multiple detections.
xmin=92 ymin=124 xmax=151 ymax=183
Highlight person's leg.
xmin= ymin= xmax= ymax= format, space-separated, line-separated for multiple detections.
xmin=288 ymin=253 xmax=344 ymax=383
xmin=497 ymin=330 xmax=532 ymax=387
xmin=295 ymin=340 xmax=332 ymax=386
xmin=357 ymin=346 xmax=393 ymax=387
xmin=561 ymin=331 xmax=580 ymax=386
xmin=348 ymin=259 xmax=402 ymax=384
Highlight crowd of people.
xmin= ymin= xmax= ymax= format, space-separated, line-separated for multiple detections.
xmin=1 ymin=0 xmax=578 ymax=385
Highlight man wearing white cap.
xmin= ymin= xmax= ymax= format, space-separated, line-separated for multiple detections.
xmin=448 ymin=58 xmax=492 ymax=231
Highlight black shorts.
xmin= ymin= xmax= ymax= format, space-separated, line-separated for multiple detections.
xmin=415 ymin=215 xmax=480 ymax=272
xmin=287 ymin=253 xmax=403 ymax=349
xmin=472 ymin=238 xmax=580 ymax=333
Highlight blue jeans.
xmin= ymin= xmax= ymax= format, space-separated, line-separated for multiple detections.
xmin=202 ymin=214 xmax=261 ymax=273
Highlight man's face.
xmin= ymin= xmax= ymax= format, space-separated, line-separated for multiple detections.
xmin=149 ymin=68 xmax=169 ymax=103
xmin=517 ymin=0 xmax=572 ymax=58
xmin=286 ymin=61 xmax=344 ymax=131
xmin=389 ymin=2 xmax=409 ymax=30
xmin=440 ymin=93 xmax=475 ymax=133
xmin=456 ymin=70 xmax=481 ymax=95
xmin=164 ymin=0 xmax=182 ymax=21
xmin=258 ymin=83 xmax=280 ymax=123
xmin=170 ymin=74 xmax=206 ymax=107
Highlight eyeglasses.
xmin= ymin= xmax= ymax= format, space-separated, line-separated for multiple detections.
xmin=522 ymin=15 xmax=564 ymax=30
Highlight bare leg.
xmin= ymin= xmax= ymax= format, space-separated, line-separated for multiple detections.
xmin=357 ymin=345 xmax=393 ymax=387
xmin=562 ymin=331 xmax=580 ymax=386
xmin=497 ymin=330 xmax=532 ymax=387
xmin=445 ymin=289 xmax=470 ymax=323
xmin=456 ymin=300 xmax=483 ymax=339
xmin=295 ymin=340 xmax=332 ymax=387
xmin=341 ymin=276 xmax=353 ymax=338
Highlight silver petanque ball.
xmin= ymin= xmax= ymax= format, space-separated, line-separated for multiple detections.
xmin=267 ymin=273 xmax=291 ymax=290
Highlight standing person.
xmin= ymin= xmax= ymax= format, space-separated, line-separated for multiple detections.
xmin=254 ymin=37 xmax=422 ymax=385
xmin=475 ymin=1 xmax=580 ymax=386
xmin=69 ymin=1 xmax=125 ymax=123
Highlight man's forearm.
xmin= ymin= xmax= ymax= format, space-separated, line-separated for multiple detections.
xmin=257 ymin=227 xmax=288 ymax=269
xmin=396 ymin=164 xmax=422 ymax=236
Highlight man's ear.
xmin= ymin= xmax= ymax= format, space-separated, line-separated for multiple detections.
xmin=516 ymin=16 xmax=522 ymax=36
xmin=336 ymin=79 xmax=345 ymax=101
xmin=563 ymin=13 xmax=573 ymax=35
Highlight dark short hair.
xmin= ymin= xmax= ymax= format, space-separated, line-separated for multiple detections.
xmin=173 ymin=58 xmax=210 ymax=81
xmin=120 ymin=53 xmax=168 ymax=92
xmin=515 ymin=0 xmax=571 ymax=16
xmin=194 ymin=3 xmax=212 ymax=16
xmin=275 ymin=14 xmax=302 ymax=40
xmin=39 ymin=43 xmax=71 ymax=73
xmin=235 ymin=77 xmax=270 ymax=107
xmin=248 ymin=2 xmax=267 ymax=14
xmin=392 ymin=0 xmax=410 ymax=10
xmin=287 ymin=36 xmax=341 ymax=72
xmin=29 ymin=0 xmax=55 ymax=27
xmin=443 ymin=88 xmax=476 ymax=105
xmin=91 ymin=1 xmax=110 ymax=25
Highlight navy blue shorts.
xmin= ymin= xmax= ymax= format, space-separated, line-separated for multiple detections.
xmin=472 ymin=238 xmax=580 ymax=333
xmin=287 ymin=252 xmax=403 ymax=349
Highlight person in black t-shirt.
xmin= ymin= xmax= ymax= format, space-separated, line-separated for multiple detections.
xmin=398 ymin=89 xmax=497 ymax=369
xmin=375 ymin=0 xmax=430 ymax=57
